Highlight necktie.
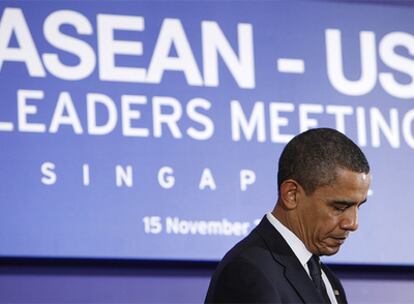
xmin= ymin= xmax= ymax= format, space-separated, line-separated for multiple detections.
xmin=307 ymin=255 xmax=331 ymax=304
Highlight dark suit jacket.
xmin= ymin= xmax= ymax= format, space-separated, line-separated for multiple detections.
xmin=205 ymin=216 xmax=347 ymax=303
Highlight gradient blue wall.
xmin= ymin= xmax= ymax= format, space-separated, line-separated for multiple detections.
xmin=1 ymin=261 xmax=414 ymax=303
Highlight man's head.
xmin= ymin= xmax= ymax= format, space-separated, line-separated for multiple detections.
xmin=274 ymin=128 xmax=371 ymax=256
xmin=278 ymin=128 xmax=370 ymax=195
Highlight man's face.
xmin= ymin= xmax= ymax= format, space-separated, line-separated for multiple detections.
xmin=296 ymin=168 xmax=371 ymax=256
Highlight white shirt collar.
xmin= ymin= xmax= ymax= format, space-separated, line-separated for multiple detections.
xmin=266 ymin=212 xmax=312 ymax=269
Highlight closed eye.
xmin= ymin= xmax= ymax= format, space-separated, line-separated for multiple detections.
xmin=333 ymin=205 xmax=348 ymax=212
xmin=331 ymin=201 xmax=353 ymax=212
xmin=331 ymin=198 xmax=367 ymax=212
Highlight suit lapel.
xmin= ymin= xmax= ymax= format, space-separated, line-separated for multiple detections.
xmin=282 ymin=254 xmax=324 ymax=303
xmin=321 ymin=263 xmax=348 ymax=304
xmin=255 ymin=216 xmax=324 ymax=303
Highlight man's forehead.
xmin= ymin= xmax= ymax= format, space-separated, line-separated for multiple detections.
xmin=320 ymin=170 xmax=370 ymax=200
xmin=335 ymin=168 xmax=371 ymax=182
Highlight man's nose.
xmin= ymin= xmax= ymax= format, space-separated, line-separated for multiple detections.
xmin=340 ymin=208 xmax=359 ymax=231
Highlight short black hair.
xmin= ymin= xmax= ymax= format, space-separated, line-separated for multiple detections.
xmin=277 ymin=128 xmax=370 ymax=195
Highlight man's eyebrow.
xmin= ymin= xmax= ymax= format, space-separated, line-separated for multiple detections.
xmin=331 ymin=199 xmax=367 ymax=206
xmin=359 ymin=199 xmax=368 ymax=207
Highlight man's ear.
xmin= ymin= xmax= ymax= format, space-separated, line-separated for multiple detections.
xmin=279 ymin=180 xmax=300 ymax=210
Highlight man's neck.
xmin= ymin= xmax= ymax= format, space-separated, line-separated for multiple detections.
xmin=272 ymin=203 xmax=306 ymax=252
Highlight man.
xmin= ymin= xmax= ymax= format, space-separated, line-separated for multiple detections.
xmin=205 ymin=128 xmax=371 ymax=303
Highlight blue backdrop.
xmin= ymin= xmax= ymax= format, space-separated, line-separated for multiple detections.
xmin=1 ymin=0 xmax=413 ymax=265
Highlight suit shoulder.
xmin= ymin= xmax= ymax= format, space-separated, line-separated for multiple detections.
xmin=205 ymin=231 xmax=285 ymax=303
xmin=205 ymin=255 xmax=280 ymax=303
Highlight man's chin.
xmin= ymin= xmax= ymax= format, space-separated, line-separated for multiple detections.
xmin=319 ymin=244 xmax=341 ymax=256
